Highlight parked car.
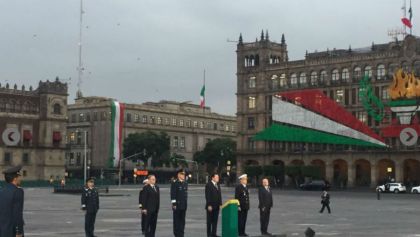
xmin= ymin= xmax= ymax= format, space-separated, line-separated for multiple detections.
xmin=299 ymin=180 xmax=329 ymax=191
xmin=411 ymin=186 xmax=420 ymax=194
xmin=377 ymin=183 xmax=406 ymax=193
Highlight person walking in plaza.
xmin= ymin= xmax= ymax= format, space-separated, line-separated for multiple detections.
xmin=205 ymin=173 xmax=222 ymax=237
xmin=81 ymin=177 xmax=100 ymax=237
xmin=171 ymin=169 xmax=188 ymax=237
xmin=139 ymin=178 xmax=149 ymax=235
xmin=258 ymin=178 xmax=273 ymax=236
xmin=319 ymin=188 xmax=331 ymax=214
xmin=0 ymin=165 xmax=25 ymax=237
xmin=141 ymin=175 xmax=160 ymax=237
xmin=235 ymin=174 xmax=250 ymax=237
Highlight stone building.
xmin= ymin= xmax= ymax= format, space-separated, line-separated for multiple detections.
xmin=236 ymin=31 xmax=420 ymax=187
xmin=66 ymin=96 xmax=236 ymax=178
xmin=0 ymin=78 xmax=68 ymax=180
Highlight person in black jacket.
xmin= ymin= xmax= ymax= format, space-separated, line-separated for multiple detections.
xmin=205 ymin=173 xmax=222 ymax=237
xmin=171 ymin=169 xmax=188 ymax=237
xmin=258 ymin=178 xmax=273 ymax=236
xmin=81 ymin=177 xmax=100 ymax=237
xmin=319 ymin=188 xmax=331 ymax=214
xmin=0 ymin=165 xmax=25 ymax=237
xmin=141 ymin=175 xmax=160 ymax=237
xmin=139 ymin=178 xmax=149 ymax=235
xmin=235 ymin=174 xmax=250 ymax=237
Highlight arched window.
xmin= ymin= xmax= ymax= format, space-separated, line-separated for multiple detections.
xmin=23 ymin=101 xmax=31 ymax=113
xmin=290 ymin=73 xmax=298 ymax=87
xmin=364 ymin=66 xmax=372 ymax=78
xmin=279 ymin=74 xmax=287 ymax=88
xmin=320 ymin=70 xmax=327 ymax=83
xmin=53 ymin=103 xmax=62 ymax=114
xmin=270 ymin=75 xmax=278 ymax=89
xmin=341 ymin=68 xmax=350 ymax=82
xmin=388 ymin=63 xmax=398 ymax=77
xmin=299 ymin=73 xmax=307 ymax=85
xmin=331 ymin=69 xmax=339 ymax=82
xmin=10 ymin=100 xmax=16 ymax=112
xmin=402 ymin=61 xmax=410 ymax=72
xmin=377 ymin=64 xmax=386 ymax=80
xmin=310 ymin=71 xmax=318 ymax=86
xmin=353 ymin=67 xmax=362 ymax=80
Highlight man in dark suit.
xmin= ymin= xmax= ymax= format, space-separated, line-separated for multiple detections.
xmin=205 ymin=173 xmax=222 ymax=237
xmin=0 ymin=165 xmax=25 ymax=237
xmin=235 ymin=174 xmax=249 ymax=237
xmin=141 ymin=175 xmax=160 ymax=237
xmin=171 ymin=169 xmax=188 ymax=237
xmin=258 ymin=178 xmax=273 ymax=236
xmin=81 ymin=177 xmax=100 ymax=237
xmin=139 ymin=178 xmax=149 ymax=235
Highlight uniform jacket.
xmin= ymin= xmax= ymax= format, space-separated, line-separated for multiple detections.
xmin=141 ymin=185 xmax=160 ymax=213
xmin=81 ymin=187 xmax=100 ymax=213
xmin=170 ymin=179 xmax=188 ymax=210
xmin=235 ymin=184 xmax=250 ymax=211
xmin=321 ymin=191 xmax=330 ymax=205
xmin=0 ymin=183 xmax=24 ymax=236
xmin=138 ymin=185 xmax=147 ymax=208
xmin=258 ymin=186 xmax=273 ymax=209
xmin=205 ymin=181 xmax=222 ymax=210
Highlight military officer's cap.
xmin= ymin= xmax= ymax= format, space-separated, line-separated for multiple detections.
xmin=2 ymin=165 xmax=22 ymax=176
xmin=86 ymin=177 xmax=95 ymax=183
xmin=238 ymin=174 xmax=248 ymax=180
xmin=176 ymin=168 xmax=186 ymax=174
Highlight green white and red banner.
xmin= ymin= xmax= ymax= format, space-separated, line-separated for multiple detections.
xmin=109 ymin=101 xmax=125 ymax=168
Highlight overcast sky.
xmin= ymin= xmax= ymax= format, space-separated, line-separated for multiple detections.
xmin=1 ymin=0 xmax=419 ymax=115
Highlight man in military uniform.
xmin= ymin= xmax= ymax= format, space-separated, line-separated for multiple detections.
xmin=205 ymin=173 xmax=222 ymax=237
xmin=139 ymin=179 xmax=149 ymax=235
xmin=141 ymin=175 xmax=160 ymax=237
xmin=0 ymin=165 xmax=25 ymax=237
xmin=235 ymin=174 xmax=249 ymax=237
xmin=170 ymin=169 xmax=188 ymax=237
xmin=81 ymin=178 xmax=100 ymax=237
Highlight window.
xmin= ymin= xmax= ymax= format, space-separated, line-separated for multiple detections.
xmin=279 ymin=74 xmax=287 ymax=88
xmin=335 ymin=89 xmax=344 ymax=103
xmin=193 ymin=121 xmax=198 ymax=128
xmin=342 ymin=68 xmax=350 ymax=82
xmin=331 ymin=69 xmax=339 ymax=82
xmin=299 ymin=73 xmax=307 ymax=85
xmin=172 ymin=118 xmax=177 ymax=126
xmin=79 ymin=113 xmax=84 ymax=122
xmin=68 ymin=153 xmax=75 ymax=165
xmin=213 ymin=123 xmax=218 ymax=130
xmin=225 ymin=125 xmax=230 ymax=131
xmin=382 ymin=87 xmax=389 ymax=100
xmin=134 ymin=114 xmax=139 ymax=122
xmin=180 ymin=137 xmax=185 ymax=149
xmin=4 ymin=152 xmax=11 ymax=164
xmin=157 ymin=117 xmax=162 ymax=125
xmin=186 ymin=120 xmax=191 ymax=128
xmin=364 ymin=66 xmax=372 ymax=78
xmin=320 ymin=70 xmax=327 ymax=83
xmin=353 ymin=67 xmax=362 ymax=80
xmin=142 ymin=115 xmax=147 ymax=124
xmin=249 ymin=76 xmax=256 ymax=88
xmin=173 ymin=136 xmax=179 ymax=148
xmin=76 ymin=152 xmax=81 ymax=166
xmin=220 ymin=123 xmax=224 ymax=131
xmin=164 ymin=117 xmax=170 ymax=125
xmin=247 ymin=137 xmax=256 ymax=151
xmin=101 ymin=111 xmax=107 ymax=120
xmin=126 ymin=113 xmax=132 ymax=122
xmin=377 ymin=64 xmax=386 ymax=80
xmin=310 ymin=71 xmax=318 ymax=85
xmin=207 ymin=122 xmax=212 ymax=130
xmin=357 ymin=111 xmax=368 ymax=124
xmin=53 ymin=103 xmax=61 ymax=114
xmin=270 ymin=75 xmax=278 ymax=89
xmin=200 ymin=121 xmax=204 ymax=129
xmin=290 ymin=74 xmax=298 ymax=87
xmin=231 ymin=125 xmax=235 ymax=132
xmin=69 ymin=132 xmax=76 ymax=143
xmin=179 ymin=119 xmax=184 ymax=127
xmin=22 ymin=153 xmax=29 ymax=164
xmin=248 ymin=96 xmax=256 ymax=109
xmin=150 ymin=116 xmax=156 ymax=124
xmin=248 ymin=117 xmax=255 ymax=129
xmin=402 ymin=61 xmax=410 ymax=72
xmin=93 ymin=112 xmax=98 ymax=121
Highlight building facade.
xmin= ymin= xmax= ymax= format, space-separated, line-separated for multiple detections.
xmin=0 ymin=78 xmax=68 ymax=180
xmin=236 ymin=31 xmax=420 ymax=187
xmin=66 ymin=97 xmax=236 ymax=178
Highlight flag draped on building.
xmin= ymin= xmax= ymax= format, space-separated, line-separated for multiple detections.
xmin=109 ymin=101 xmax=125 ymax=168
xmin=200 ymin=84 xmax=205 ymax=108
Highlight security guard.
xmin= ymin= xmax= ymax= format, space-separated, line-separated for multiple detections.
xmin=235 ymin=174 xmax=250 ymax=237
xmin=81 ymin=177 xmax=100 ymax=237
xmin=139 ymin=179 xmax=149 ymax=235
xmin=0 ymin=165 xmax=25 ymax=237
xmin=170 ymin=169 xmax=188 ymax=237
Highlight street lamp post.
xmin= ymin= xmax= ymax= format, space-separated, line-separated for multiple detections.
xmin=118 ymin=152 xmax=144 ymax=188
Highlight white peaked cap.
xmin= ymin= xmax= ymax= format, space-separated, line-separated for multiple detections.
xmin=238 ymin=174 xmax=248 ymax=180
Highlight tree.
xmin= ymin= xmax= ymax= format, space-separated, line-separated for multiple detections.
xmin=122 ymin=130 xmax=170 ymax=168
xmin=193 ymin=138 xmax=236 ymax=174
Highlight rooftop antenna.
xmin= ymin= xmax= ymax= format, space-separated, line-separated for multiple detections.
xmin=76 ymin=0 xmax=85 ymax=98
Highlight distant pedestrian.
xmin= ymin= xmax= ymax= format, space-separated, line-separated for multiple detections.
xmin=235 ymin=174 xmax=250 ymax=237
xmin=205 ymin=173 xmax=222 ymax=237
xmin=376 ymin=187 xmax=381 ymax=200
xmin=139 ymin=178 xmax=149 ymax=235
xmin=81 ymin=177 xmax=100 ymax=237
xmin=141 ymin=175 xmax=160 ymax=237
xmin=171 ymin=169 xmax=188 ymax=237
xmin=0 ymin=165 xmax=25 ymax=237
xmin=319 ymin=188 xmax=331 ymax=214
xmin=258 ymin=178 xmax=273 ymax=236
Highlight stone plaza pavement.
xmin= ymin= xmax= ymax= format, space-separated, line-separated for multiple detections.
xmin=22 ymin=185 xmax=420 ymax=237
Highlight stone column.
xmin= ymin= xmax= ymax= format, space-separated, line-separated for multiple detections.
xmin=371 ymin=163 xmax=377 ymax=188
xmin=347 ymin=162 xmax=355 ymax=188
xmin=395 ymin=161 xmax=403 ymax=183
xmin=325 ymin=161 xmax=334 ymax=184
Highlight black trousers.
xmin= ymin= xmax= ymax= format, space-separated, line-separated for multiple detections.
xmin=259 ymin=208 xmax=271 ymax=234
xmin=141 ymin=213 xmax=146 ymax=232
xmin=320 ymin=203 xmax=331 ymax=213
xmin=85 ymin=211 xmax=97 ymax=237
xmin=173 ymin=209 xmax=186 ymax=237
xmin=206 ymin=208 xmax=220 ymax=237
xmin=144 ymin=211 xmax=158 ymax=237
xmin=238 ymin=209 xmax=248 ymax=235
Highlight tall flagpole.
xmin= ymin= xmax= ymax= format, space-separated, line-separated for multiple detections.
xmin=403 ymin=0 xmax=407 ymax=35
xmin=77 ymin=0 xmax=84 ymax=98
xmin=410 ymin=0 xmax=412 ymax=35
xmin=203 ymin=69 xmax=206 ymax=114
